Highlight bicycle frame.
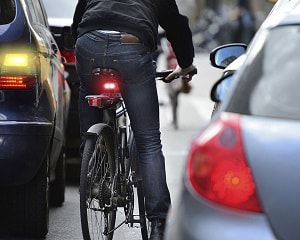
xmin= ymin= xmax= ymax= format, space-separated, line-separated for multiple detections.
xmin=86 ymin=68 xmax=129 ymax=196
xmin=83 ymin=67 xmax=139 ymax=236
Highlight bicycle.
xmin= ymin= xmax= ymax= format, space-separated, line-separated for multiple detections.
xmin=79 ymin=66 xmax=197 ymax=240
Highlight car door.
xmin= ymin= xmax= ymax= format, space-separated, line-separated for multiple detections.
xmin=26 ymin=0 xmax=70 ymax=165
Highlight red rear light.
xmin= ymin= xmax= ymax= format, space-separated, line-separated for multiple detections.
xmin=103 ymin=82 xmax=119 ymax=91
xmin=91 ymin=68 xmax=121 ymax=95
xmin=86 ymin=68 xmax=121 ymax=108
xmin=61 ymin=50 xmax=75 ymax=64
xmin=187 ymin=113 xmax=262 ymax=212
xmin=0 ymin=76 xmax=37 ymax=90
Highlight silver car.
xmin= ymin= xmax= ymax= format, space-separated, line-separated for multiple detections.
xmin=164 ymin=0 xmax=300 ymax=239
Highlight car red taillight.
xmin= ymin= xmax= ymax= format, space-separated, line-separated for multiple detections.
xmin=187 ymin=113 xmax=262 ymax=212
xmin=0 ymin=76 xmax=37 ymax=89
xmin=61 ymin=50 xmax=75 ymax=64
xmin=0 ymin=53 xmax=38 ymax=90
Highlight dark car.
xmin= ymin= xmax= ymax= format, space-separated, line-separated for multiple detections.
xmin=164 ymin=0 xmax=300 ymax=239
xmin=0 ymin=0 xmax=70 ymax=238
xmin=42 ymin=0 xmax=81 ymax=161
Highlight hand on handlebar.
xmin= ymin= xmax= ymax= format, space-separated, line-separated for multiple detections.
xmin=165 ymin=64 xmax=197 ymax=82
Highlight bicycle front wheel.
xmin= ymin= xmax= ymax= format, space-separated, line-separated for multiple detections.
xmin=80 ymin=126 xmax=116 ymax=240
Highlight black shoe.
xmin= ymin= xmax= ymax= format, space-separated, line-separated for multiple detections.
xmin=149 ymin=218 xmax=166 ymax=240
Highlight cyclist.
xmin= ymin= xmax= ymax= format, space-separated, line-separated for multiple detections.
xmin=71 ymin=0 xmax=196 ymax=239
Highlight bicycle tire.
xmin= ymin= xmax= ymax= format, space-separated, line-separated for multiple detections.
xmin=128 ymin=133 xmax=149 ymax=240
xmin=80 ymin=125 xmax=116 ymax=240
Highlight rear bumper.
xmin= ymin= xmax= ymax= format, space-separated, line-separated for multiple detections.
xmin=164 ymin=180 xmax=276 ymax=240
xmin=0 ymin=121 xmax=53 ymax=185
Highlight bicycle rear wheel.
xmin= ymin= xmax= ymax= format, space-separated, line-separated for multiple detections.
xmin=80 ymin=126 xmax=116 ymax=240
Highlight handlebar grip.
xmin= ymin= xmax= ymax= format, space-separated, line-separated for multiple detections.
xmin=155 ymin=70 xmax=173 ymax=79
xmin=155 ymin=70 xmax=178 ymax=82
xmin=156 ymin=67 xmax=197 ymax=83
xmin=187 ymin=68 xmax=197 ymax=76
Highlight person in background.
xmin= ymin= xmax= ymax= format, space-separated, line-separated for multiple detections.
xmin=232 ymin=0 xmax=256 ymax=44
xmin=71 ymin=0 xmax=197 ymax=239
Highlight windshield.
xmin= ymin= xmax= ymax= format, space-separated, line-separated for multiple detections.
xmin=228 ymin=25 xmax=300 ymax=120
xmin=0 ymin=0 xmax=16 ymax=25
xmin=42 ymin=0 xmax=77 ymax=19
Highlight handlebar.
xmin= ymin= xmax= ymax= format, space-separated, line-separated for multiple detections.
xmin=155 ymin=68 xmax=197 ymax=83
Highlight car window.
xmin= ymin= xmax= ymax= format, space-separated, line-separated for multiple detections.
xmin=27 ymin=0 xmax=47 ymax=26
xmin=250 ymin=25 xmax=300 ymax=120
xmin=35 ymin=0 xmax=48 ymax=26
xmin=228 ymin=25 xmax=300 ymax=120
xmin=0 ymin=0 xmax=16 ymax=25
xmin=42 ymin=0 xmax=77 ymax=18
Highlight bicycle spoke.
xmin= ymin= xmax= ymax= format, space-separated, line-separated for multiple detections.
xmin=80 ymin=130 xmax=116 ymax=240
xmin=80 ymin=105 xmax=150 ymax=240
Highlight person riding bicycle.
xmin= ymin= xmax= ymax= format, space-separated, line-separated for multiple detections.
xmin=71 ymin=0 xmax=197 ymax=239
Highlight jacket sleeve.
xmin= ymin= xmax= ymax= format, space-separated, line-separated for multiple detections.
xmin=158 ymin=0 xmax=194 ymax=68
xmin=71 ymin=0 xmax=87 ymax=41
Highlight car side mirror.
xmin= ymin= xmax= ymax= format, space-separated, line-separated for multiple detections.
xmin=210 ymin=43 xmax=247 ymax=69
xmin=210 ymin=72 xmax=235 ymax=103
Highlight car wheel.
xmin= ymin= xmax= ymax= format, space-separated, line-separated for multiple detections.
xmin=50 ymin=148 xmax=66 ymax=206
xmin=6 ymin=155 xmax=49 ymax=238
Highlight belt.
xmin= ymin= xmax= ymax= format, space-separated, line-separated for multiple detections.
xmin=120 ymin=33 xmax=140 ymax=44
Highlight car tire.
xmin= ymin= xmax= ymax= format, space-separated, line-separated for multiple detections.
xmin=50 ymin=148 xmax=66 ymax=206
xmin=7 ymin=155 xmax=49 ymax=238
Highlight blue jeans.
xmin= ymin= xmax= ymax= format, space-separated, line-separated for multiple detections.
xmin=75 ymin=30 xmax=171 ymax=220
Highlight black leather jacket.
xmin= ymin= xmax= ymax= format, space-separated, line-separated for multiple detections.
xmin=72 ymin=0 xmax=194 ymax=68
